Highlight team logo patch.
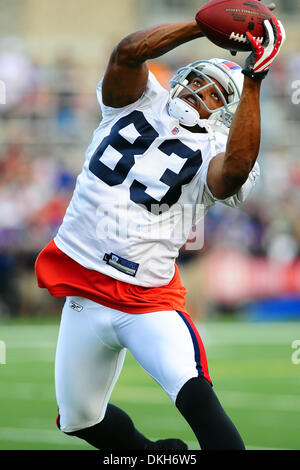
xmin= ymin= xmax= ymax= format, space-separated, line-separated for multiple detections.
xmin=221 ymin=60 xmax=242 ymax=71
xmin=103 ymin=253 xmax=139 ymax=277
xmin=69 ymin=300 xmax=83 ymax=312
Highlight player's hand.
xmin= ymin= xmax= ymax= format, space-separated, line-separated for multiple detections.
xmin=242 ymin=17 xmax=286 ymax=81
xmin=229 ymin=2 xmax=276 ymax=56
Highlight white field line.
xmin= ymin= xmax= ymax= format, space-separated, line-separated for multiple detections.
xmin=114 ymin=386 xmax=300 ymax=412
xmin=217 ymin=390 xmax=300 ymax=412
xmin=1 ymin=382 xmax=300 ymax=412
xmin=1 ymin=322 xmax=299 ymax=346
xmin=2 ymin=339 xmax=293 ymax=348
xmin=3 ymin=342 xmax=57 ymax=349
xmin=196 ymin=326 xmax=300 ymax=346
xmin=0 ymin=382 xmax=55 ymax=401
xmin=0 ymin=427 xmax=284 ymax=450
xmin=184 ymin=440 xmax=283 ymax=451
xmin=0 ymin=427 xmax=89 ymax=447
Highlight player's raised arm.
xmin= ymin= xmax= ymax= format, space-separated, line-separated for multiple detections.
xmin=206 ymin=18 xmax=285 ymax=200
xmin=102 ymin=21 xmax=204 ymax=108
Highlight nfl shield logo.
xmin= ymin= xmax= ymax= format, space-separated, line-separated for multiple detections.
xmin=172 ymin=127 xmax=179 ymax=135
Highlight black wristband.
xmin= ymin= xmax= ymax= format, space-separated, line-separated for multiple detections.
xmin=242 ymin=69 xmax=269 ymax=82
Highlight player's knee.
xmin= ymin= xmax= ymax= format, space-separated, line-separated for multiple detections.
xmin=55 ymin=403 xmax=103 ymax=434
xmin=175 ymin=376 xmax=215 ymax=413
xmin=55 ymin=412 xmax=75 ymax=434
xmin=56 ymin=412 xmax=98 ymax=441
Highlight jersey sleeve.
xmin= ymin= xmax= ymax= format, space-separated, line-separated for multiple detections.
xmin=199 ymin=131 xmax=260 ymax=208
xmin=221 ymin=162 xmax=260 ymax=207
xmin=203 ymin=160 xmax=260 ymax=208
xmin=96 ymin=71 xmax=168 ymax=119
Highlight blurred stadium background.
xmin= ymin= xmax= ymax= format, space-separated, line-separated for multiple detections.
xmin=0 ymin=0 xmax=299 ymax=450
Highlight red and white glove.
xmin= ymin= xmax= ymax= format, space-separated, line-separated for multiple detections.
xmin=242 ymin=17 xmax=286 ymax=81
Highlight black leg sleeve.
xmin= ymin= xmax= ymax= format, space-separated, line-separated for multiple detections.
xmin=65 ymin=403 xmax=151 ymax=450
xmin=176 ymin=377 xmax=246 ymax=450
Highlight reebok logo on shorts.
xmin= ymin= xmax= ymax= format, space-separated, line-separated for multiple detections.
xmin=69 ymin=300 xmax=83 ymax=312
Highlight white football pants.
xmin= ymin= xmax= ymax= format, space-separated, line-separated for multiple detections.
xmin=55 ymin=296 xmax=210 ymax=432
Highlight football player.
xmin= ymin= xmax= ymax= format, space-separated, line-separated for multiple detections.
xmin=35 ymin=8 xmax=285 ymax=450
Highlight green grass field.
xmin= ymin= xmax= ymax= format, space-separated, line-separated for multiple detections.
xmin=0 ymin=317 xmax=299 ymax=450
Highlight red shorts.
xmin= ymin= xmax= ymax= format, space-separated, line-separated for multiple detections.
xmin=35 ymin=240 xmax=187 ymax=315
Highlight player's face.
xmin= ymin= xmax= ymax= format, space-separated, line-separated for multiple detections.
xmin=177 ymin=75 xmax=228 ymax=120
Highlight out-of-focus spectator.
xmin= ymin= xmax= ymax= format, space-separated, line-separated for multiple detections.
xmin=0 ymin=37 xmax=37 ymax=112
xmin=52 ymin=53 xmax=79 ymax=135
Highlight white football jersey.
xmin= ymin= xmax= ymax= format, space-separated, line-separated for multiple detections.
xmin=54 ymin=72 xmax=259 ymax=287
